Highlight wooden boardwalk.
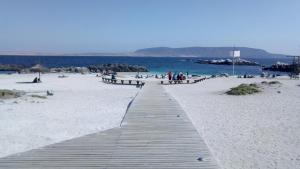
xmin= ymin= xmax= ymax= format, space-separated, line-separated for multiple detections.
xmin=102 ymin=77 xmax=145 ymax=86
xmin=0 ymin=82 xmax=219 ymax=169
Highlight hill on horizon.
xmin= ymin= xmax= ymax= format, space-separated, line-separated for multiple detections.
xmin=0 ymin=47 xmax=290 ymax=58
xmin=135 ymin=47 xmax=289 ymax=58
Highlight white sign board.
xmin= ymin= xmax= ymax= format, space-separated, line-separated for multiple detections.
xmin=230 ymin=50 xmax=240 ymax=58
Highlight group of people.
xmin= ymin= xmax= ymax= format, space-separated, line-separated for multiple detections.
xmin=32 ymin=77 xmax=41 ymax=83
xmin=153 ymin=72 xmax=189 ymax=80
xmin=167 ymin=71 xmax=187 ymax=81
xmin=106 ymin=71 xmax=190 ymax=80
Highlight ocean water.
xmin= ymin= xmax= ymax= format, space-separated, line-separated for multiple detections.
xmin=0 ymin=55 xmax=292 ymax=75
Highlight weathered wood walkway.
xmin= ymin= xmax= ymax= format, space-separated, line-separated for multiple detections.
xmin=0 ymin=82 xmax=219 ymax=169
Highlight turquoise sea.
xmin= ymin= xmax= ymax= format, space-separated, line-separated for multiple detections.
xmin=0 ymin=55 xmax=292 ymax=75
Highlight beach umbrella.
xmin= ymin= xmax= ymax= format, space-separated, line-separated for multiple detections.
xmin=30 ymin=64 xmax=48 ymax=79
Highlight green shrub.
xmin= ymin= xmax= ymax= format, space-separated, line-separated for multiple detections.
xmin=0 ymin=89 xmax=24 ymax=99
xmin=226 ymin=83 xmax=260 ymax=95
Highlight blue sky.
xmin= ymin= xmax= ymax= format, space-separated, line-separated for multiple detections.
xmin=0 ymin=0 xmax=299 ymax=55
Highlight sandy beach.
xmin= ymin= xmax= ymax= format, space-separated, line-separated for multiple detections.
xmin=1 ymin=1 xmax=299 ymax=168
xmin=1 ymin=73 xmax=300 ymax=169
xmin=165 ymin=77 xmax=300 ymax=169
xmin=0 ymin=73 xmax=138 ymax=158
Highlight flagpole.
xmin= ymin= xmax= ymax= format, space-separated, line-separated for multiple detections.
xmin=232 ymin=47 xmax=240 ymax=76
xmin=232 ymin=47 xmax=235 ymax=76
xmin=232 ymin=56 xmax=235 ymax=76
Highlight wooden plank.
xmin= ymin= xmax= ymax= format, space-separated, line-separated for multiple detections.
xmin=102 ymin=77 xmax=145 ymax=86
xmin=0 ymin=82 xmax=219 ymax=169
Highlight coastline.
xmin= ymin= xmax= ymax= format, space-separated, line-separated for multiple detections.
xmin=0 ymin=55 xmax=293 ymax=75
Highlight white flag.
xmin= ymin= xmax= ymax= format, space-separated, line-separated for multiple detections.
xmin=230 ymin=50 xmax=240 ymax=58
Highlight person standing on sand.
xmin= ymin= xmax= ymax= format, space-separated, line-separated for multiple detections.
xmin=179 ymin=72 xmax=183 ymax=80
xmin=176 ymin=73 xmax=180 ymax=80
xmin=168 ymin=71 xmax=172 ymax=80
xmin=111 ymin=74 xmax=116 ymax=80
xmin=173 ymin=73 xmax=177 ymax=80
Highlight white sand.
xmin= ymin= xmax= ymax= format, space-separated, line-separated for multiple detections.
xmin=165 ymin=77 xmax=300 ymax=169
xmin=0 ymin=73 xmax=138 ymax=158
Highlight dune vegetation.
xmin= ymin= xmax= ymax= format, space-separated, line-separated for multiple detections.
xmin=226 ymin=83 xmax=260 ymax=95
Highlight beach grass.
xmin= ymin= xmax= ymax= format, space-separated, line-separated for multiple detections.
xmin=226 ymin=83 xmax=260 ymax=95
xmin=261 ymin=81 xmax=281 ymax=85
xmin=0 ymin=89 xmax=24 ymax=99
xmin=268 ymin=81 xmax=281 ymax=85
xmin=261 ymin=81 xmax=268 ymax=84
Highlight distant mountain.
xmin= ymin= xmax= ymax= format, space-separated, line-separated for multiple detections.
xmin=0 ymin=47 xmax=289 ymax=58
xmin=135 ymin=47 xmax=288 ymax=58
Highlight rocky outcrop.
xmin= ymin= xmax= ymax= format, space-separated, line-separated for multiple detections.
xmin=0 ymin=63 xmax=149 ymax=73
xmin=87 ymin=64 xmax=148 ymax=73
xmin=49 ymin=64 xmax=148 ymax=73
xmin=0 ymin=64 xmax=25 ymax=71
xmin=263 ymin=62 xmax=299 ymax=73
xmin=50 ymin=67 xmax=89 ymax=73
xmin=195 ymin=58 xmax=259 ymax=66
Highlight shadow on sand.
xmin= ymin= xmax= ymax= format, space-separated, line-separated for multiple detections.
xmin=16 ymin=82 xmax=41 ymax=84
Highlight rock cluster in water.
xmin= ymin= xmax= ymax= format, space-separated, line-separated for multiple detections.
xmin=195 ymin=58 xmax=259 ymax=66
xmin=262 ymin=62 xmax=299 ymax=73
xmin=87 ymin=64 xmax=148 ymax=73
